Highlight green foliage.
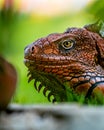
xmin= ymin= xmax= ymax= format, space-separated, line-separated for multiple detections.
xmin=0 ymin=4 xmax=18 ymax=55
xmin=65 ymin=85 xmax=104 ymax=105
xmin=88 ymin=0 xmax=104 ymax=21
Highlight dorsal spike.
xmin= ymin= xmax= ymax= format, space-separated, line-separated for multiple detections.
xmin=84 ymin=20 xmax=104 ymax=37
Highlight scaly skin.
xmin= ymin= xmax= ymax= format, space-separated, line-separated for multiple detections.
xmin=24 ymin=24 xmax=104 ymax=102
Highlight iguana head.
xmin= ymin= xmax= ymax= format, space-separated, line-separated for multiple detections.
xmin=24 ymin=23 xmax=104 ymax=102
xmin=24 ymin=27 xmax=104 ymax=77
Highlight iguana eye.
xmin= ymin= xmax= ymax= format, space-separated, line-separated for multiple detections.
xmin=61 ymin=40 xmax=74 ymax=49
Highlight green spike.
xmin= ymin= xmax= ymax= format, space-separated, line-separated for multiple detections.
xmin=84 ymin=20 xmax=104 ymax=37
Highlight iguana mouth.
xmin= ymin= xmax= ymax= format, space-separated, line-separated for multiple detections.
xmin=24 ymin=53 xmax=89 ymax=68
xmin=24 ymin=59 xmax=35 ymax=67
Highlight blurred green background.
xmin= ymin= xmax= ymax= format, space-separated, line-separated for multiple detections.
xmin=0 ymin=0 xmax=102 ymax=104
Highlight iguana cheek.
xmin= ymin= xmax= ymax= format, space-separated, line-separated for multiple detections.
xmin=44 ymin=48 xmax=59 ymax=55
xmin=44 ymin=49 xmax=54 ymax=54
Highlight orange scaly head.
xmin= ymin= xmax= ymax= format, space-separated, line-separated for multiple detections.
xmin=24 ymin=25 xmax=104 ymax=102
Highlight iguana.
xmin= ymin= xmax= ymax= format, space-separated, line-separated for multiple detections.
xmin=24 ymin=22 xmax=104 ymax=102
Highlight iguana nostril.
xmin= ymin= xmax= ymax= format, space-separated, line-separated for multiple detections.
xmin=31 ymin=45 xmax=39 ymax=54
xmin=32 ymin=46 xmax=35 ymax=52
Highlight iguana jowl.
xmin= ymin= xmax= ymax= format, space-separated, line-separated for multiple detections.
xmin=24 ymin=23 xmax=104 ymax=102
